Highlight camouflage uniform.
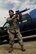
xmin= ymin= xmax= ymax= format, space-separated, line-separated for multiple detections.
xmin=7 ymin=15 xmax=23 ymax=47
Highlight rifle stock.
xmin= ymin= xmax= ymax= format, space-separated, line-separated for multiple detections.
xmin=3 ymin=21 xmax=8 ymax=27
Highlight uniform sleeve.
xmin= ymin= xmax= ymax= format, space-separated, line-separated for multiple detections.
xmin=16 ymin=15 xmax=20 ymax=22
xmin=7 ymin=15 xmax=16 ymax=21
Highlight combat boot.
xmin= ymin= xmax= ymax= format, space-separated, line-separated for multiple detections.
xmin=9 ymin=46 xmax=13 ymax=53
xmin=21 ymin=45 xmax=25 ymax=51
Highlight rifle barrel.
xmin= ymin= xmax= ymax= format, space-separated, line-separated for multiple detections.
xmin=16 ymin=8 xmax=30 ymax=14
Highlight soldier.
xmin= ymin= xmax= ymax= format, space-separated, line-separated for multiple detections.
xmin=6 ymin=10 xmax=25 ymax=53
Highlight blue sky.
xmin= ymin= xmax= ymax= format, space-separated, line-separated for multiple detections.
xmin=0 ymin=0 xmax=36 ymax=27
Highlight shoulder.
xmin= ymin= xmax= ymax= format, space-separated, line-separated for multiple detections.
xmin=12 ymin=15 xmax=16 ymax=18
xmin=6 ymin=17 xmax=10 ymax=21
xmin=7 ymin=17 xmax=10 ymax=19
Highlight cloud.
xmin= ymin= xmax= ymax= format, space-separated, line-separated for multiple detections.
xmin=0 ymin=0 xmax=36 ymax=10
xmin=18 ymin=0 xmax=36 ymax=10
xmin=0 ymin=0 xmax=36 ymax=27
xmin=2 ymin=2 xmax=15 ymax=9
xmin=0 ymin=0 xmax=21 ymax=10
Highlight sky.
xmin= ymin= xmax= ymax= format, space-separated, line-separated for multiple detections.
xmin=0 ymin=0 xmax=36 ymax=27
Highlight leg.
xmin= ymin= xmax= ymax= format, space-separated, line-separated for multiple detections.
xmin=16 ymin=29 xmax=25 ymax=51
xmin=8 ymin=31 xmax=15 ymax=53
xmin=17 ymin=32 xmax=23 ymax=46
xmin=9 ymin=32 xmax=14 ymax=46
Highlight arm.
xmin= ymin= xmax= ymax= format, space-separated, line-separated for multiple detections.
xmin=16 ymin=13 xmax=22 ymax=22
xmin=7 ymin=15 xmax=16 ymax=21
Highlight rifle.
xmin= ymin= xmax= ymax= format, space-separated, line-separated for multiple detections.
xmin=3 ymin=8 xmax=30 ymax=27
xmin=16 ymin=8 xmax=30 ymax=14
xmin=3 ymin=21 xmax=8 ymax=27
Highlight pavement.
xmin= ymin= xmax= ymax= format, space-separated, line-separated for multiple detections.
xmin=0 ymin=41 xmax=36 ymax=54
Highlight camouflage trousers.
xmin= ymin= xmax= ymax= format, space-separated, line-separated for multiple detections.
xmin=8 ymin=28 xmax=23 ymax=47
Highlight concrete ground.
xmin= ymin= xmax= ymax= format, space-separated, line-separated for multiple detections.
xmin=0 ymin=41 xmax=36 ymax=54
